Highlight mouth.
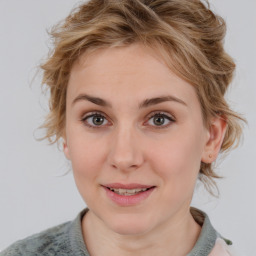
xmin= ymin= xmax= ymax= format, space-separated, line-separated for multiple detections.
xmin=102 ymin=183 xmax=156 ymax=206
xmin=106 ymin=187 xmax=153 ymax=196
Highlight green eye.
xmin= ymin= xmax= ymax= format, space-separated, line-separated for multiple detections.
xmin=92 ymin=116 xmax=105 ymax=126
xmin=82 ymin=113 xmax=109 ymax=128
xmin=147 ymin=113 xmax=175 ymax=128
xmin=153 ymin=116 xmax=166 ymax=126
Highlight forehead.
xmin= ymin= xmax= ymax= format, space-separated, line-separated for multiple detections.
xmin=67 ymin=43 xmax=198 ymax=109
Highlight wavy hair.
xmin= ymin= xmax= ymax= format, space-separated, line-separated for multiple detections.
xmin=40 ymin=0 xmax=245 ymax=196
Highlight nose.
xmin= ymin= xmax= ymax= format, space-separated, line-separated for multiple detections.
xmin=107 ymin=125 xmax=144 ymax=171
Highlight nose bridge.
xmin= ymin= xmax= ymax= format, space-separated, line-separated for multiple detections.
xmin=108 ymin=122 xmax=143 ymax=170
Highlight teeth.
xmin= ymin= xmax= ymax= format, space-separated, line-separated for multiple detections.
xmin=109 ymin=188 xmax=148 ymax=196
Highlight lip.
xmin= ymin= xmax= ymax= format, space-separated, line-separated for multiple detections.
xmin=103 ymin=183 xmax=153 ymax=189
xmin=102 ymin=183 xmax=156 ymax=206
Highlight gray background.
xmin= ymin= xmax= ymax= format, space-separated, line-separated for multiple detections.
xmin=0 ymin=0 xmax=255 ymax=254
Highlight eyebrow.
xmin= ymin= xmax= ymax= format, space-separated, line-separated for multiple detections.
xmin=72 ymin=94 xmax=187 ymax=108
xmin=72 ymin=94 xmax=111 ymax=107
xmin=139 ymin=95 xmax=187 ymax=108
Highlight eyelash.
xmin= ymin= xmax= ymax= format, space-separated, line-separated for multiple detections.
xmin=145 ymin=111 xmax=175 ymax=129
xmin=81 ymin=111 xmax=110 ymax=129
xmin=80 ymin=111 xmax=175 ymax=129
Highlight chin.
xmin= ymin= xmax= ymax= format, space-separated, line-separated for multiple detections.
xmin=112 ymin=224 xmax=150 ymax=236
xmin=106 ymin=214 xmax=154 ymax=236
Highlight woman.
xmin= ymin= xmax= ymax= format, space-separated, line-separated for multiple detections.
xmin=1 ymin=0 xmax=244 ymax=255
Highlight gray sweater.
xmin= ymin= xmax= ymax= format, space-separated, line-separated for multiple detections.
xmin=1 ymin=208 xmax=232 ymax=256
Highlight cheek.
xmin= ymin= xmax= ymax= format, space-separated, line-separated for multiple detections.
xmin=67 ymin=134 xmax=107 ymax=181
xmin=67 ymin=135 xmax=107 ymax=205
xmin=148 ymin=130 xmax=204 ymax=189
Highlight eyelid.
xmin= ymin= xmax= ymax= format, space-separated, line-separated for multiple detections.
xmin=147 ymin=111 xmax=175 ymax=120
xmin=81 ymin=111 xmax=112 ymax=128
xmin=80 ymin=110 xmax=175 ymax=129
xmin=81 ymin=110 xmax=106 ymax=119
xmin=144 ymin=111 xmax=176 ymax=128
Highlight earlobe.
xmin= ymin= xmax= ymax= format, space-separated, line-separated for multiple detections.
xmin=201 ymin=116 xmax=227 ymax=163
xmin=63 ymin=140 xmax=71 ymax=160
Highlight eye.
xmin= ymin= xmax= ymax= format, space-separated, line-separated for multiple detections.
xmin=146 ymin=112 xmax=175 ymax=128
xmin=81 ymin=112 xmax=110 ymax=128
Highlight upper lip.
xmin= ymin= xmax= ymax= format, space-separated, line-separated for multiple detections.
xmin=103 ymin=183 xmax=154 ymax=189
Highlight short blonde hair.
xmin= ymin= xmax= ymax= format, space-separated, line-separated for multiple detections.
xmin=41 ymin=0 xmax=245 ymax=196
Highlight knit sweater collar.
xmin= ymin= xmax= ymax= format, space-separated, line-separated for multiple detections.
xmin=68 ymin=208 xmax=230 ymax=256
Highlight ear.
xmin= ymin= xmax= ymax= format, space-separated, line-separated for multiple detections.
xmin=201 ymin=116 xmax=227 ymax=163
xmin=63 ymin=138 xmax=71 ymax=160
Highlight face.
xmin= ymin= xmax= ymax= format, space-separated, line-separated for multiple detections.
xmin=64 ymin=43 xmax=212 ymax=235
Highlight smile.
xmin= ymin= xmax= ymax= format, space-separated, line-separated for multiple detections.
xmin=102 ymin=183 xmax=156 ymax=206
xmin=108 ymin=187 xmax=149 ymax=196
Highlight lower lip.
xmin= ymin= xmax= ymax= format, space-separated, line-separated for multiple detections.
xmin=103 ymin=186 xmax=155 ymax=206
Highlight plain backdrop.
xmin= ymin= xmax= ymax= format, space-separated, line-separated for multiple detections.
xmin=0 ymin=0 xmax=255 ymax=255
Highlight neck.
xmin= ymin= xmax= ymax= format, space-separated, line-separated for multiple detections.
xmin=82 ymin=207 xmax=202 ymax=256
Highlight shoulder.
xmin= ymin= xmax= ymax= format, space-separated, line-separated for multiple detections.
xmin=189 ymin=207 xmax=238 ymax=256
xmin=209 ymin=238 xmax=240 ymax=256
xmin=0 ymin=221 xmax=73 ymax=256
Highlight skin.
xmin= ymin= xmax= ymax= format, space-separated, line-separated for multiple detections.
xmin=63 ymin=43 xmax=226 ymax=256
